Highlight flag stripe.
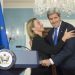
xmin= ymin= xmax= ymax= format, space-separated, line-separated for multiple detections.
xmin=0 ymin=3 xmax=9 ymax=49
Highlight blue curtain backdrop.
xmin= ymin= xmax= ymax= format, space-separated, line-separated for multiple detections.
xmin=0 ymin=3 xmax=9 ymax=49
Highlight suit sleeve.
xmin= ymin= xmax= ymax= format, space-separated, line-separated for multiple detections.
xmin=32 ymin=36 xmax=58 ymax=55
xmin=52 ymin=37 xmax=75 ymax=66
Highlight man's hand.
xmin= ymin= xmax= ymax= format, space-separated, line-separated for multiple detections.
xmin=39 ymin=59 xmax=51 ymax=67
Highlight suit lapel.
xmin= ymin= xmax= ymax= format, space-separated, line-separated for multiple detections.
xmin=58 ymin=21 xmax=67 ymax=41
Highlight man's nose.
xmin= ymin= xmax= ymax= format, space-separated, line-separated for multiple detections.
xmin=52 ymin=19 xmax=56 ymax=24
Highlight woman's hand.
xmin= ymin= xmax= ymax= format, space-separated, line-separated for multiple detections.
xmin=39 ymin=59 xmax=51 ymax=67
xmin=62 ymin=29 xmax=75 ymax=42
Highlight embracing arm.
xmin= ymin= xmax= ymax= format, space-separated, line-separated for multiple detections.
xmin=31 ymin=35 xmax=65 ymax=56
xmin=40 ymin=37 xmax=75 ymax=67
xmin=52 ymin=37 xmax=75 ymax=66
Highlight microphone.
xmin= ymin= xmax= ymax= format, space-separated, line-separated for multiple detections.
xmin=16 ymin=45 xmax=23 ymax=48
xmin=16 ymin=45 xmax=31 ymax=51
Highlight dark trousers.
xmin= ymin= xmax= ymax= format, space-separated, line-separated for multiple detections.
xmin=31 ymin=65 xmax=51 ymax=75
xmin=56 ymin=66 xmax=63 ymax=75
xmin=62 ymin=68 xmax=75 ymax=75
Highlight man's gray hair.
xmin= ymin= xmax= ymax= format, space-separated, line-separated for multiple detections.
xmin=47 ymin=8 xmax=61 ymax=18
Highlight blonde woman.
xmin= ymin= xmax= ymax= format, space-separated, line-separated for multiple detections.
xmin=26 ymin=18 xmax=75 ymax=75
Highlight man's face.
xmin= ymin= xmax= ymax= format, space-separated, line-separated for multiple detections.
xmin=48 ymin=13 xmax=61 ymax=28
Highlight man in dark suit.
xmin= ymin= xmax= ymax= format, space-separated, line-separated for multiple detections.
xmin=40 ymin=8 xmax=75 ymax=75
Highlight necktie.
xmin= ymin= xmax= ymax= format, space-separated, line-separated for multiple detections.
xmin=53 ymin=28 xmax=58 ymax=45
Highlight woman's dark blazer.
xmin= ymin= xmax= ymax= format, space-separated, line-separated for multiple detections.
xmin=31 ymin=34 xmax=64 ymax=60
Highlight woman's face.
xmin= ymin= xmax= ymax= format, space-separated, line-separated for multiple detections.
xmin=33 ymin=20 xmax=44 ymax=32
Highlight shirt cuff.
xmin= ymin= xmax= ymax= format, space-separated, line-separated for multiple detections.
xmin=49 ymin=58 xmax=54 ymax=65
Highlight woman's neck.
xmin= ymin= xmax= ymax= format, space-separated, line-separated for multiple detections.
xmin=34 ymin=31 xmax=43 ymax=37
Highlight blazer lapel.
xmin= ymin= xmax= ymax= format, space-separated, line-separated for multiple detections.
xmin=50 ymin=28 xmax=54 ymax=45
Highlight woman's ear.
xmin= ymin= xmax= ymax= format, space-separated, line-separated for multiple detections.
xmin=32 ymin=28 xmax=35 ymax=31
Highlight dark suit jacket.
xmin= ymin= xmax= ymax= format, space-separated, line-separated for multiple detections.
xmin=31 ymin=34 xmax=51 ymax=60
xmin=46 ymin=21 xmax=75 ymax=69
xmin=45 ymin=21 xmax=74 ymax=53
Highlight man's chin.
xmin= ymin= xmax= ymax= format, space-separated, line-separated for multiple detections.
xmin=53 ymin=25 xmax=59 ymax=28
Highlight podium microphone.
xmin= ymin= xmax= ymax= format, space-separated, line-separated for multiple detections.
xmin=16 ymin=45 xmax=23 ymax=48
xmin=16 ymin=45 xmax=31 ymax=51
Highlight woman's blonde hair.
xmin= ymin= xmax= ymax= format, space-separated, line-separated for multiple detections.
xmin=26 ymin=18 xmax=37 ymax=40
